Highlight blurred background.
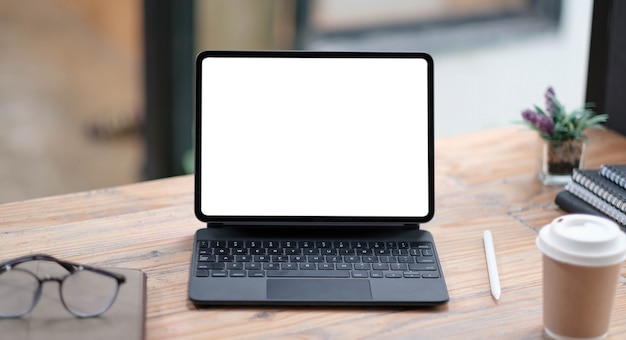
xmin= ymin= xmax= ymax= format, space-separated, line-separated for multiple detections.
xmin=0 ymin=0 xmax=595 ymax=204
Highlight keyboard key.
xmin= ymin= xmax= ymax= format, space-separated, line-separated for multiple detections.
xmin=286 ymin=248 xmax=301 ymax=255
xmin=338 ymin=249 xmax=355 ymax=255
xmin=372 ymin=263 xmax=389 ymax=270
xmin=354 ymin=263 xmax=370 ymax=270
xmin=370 ymin=271 xmax=384 ymax=278
xmin=357 ymin=249 xmax=373 ymax=255
xmin=421 ymin=272 xmax=440 ymax=278
xmin=226 ymin=263 xmax=244 ymax=270
xmin=245 ymin=263 xmax=262 ymax=270
xmin=351 ymin=241 xmax=366 ymax=249
xmin=281 ymin=263 xmax=298 ymax=270
xmin=250 ymin=248 xmax=267 ymax=255
xmin=211 ymin=270 xmax=228 ymax=277
xmin=248 ymin=270 xmax=265 ymax=277
xmin=334 ymin=241 xmax=349 ymax=248
xmin=263 ymin=263 xmax=279 ymax=270
xmin=307 ymin=255 xmax=323 ymax=262
xmin=321 ymin=248 xmax=336 ymax=255
xmin=370 ymin=241 xmax=385 ymax=249
xmin=380 ymin=256 xmax=396 ymax=263
xmin=229 ymin=241 xmax=244 ymax=248
xmin=267 ymin=270 xmax=350 ymax=278
xmin=215 ymin=248 xmax=230 ymax=255
xmin=422 ymin=249 xmax=434 ymax=256
xmin=272 ymin=255 xmax=289 ymax=262
xmin=269 ymin=248 xmax=284 ymax=255
xmin=398 ymin=256 xmax=415 ymax=263
xmin=236 ymin=255 xmax=252 ymax=262
xmin=336 ymin=263 xmax=352 ymax=270
xmin=210 ymin=240 xmax=227 ymax=248
xmin=409 ymin=264 xmax=437 ymax=271
xmin=246 ymin=241 xmax=261 ymax=248
xmin=325 ymin=255 xmax=342 ymax=263
xmin=281 ymin=241 xmax=297 ymax=248
xmin=317 ymin=241 xmax=332 ymax=248
xmin=199 ymin=262 xmax=224 ymax=270
xmin=318 ymin=263 xmax=333 ymax=270
xmin=304 ymin=248 xmax=319 ymax=255
xmin=345 ymin=256 xmax=360 ymax=263
xmin=362 ymin=256 xmax=378 ymax=263
xmin=217 ymin=255 xmax=234 ymax=262
xmin=392 ymin=249 xmax=409 ymax=256
xmin=198 ymin=255 xmax=215 ymax=262
xmin=369 ymin=241 xmax=385 ymax=249
xmin=254 ymin=255 xmax=270 ymax=262
xmin=196 ymin=269 xmax=209 ymax=277
xmin=199 ymin=241 xmax=208 ymax=248
xmin=299 ymin=241 xmax=314 ymax=248
xmin=264 ymin=241 xmax=279 ymax=248
xmin=229 ymin=270 xmax=246 ymax=277
xmin=390 ymin=263 xmax=407 ymax=271
xmin=386 ymin=241 xmax=397 ymax=249
xmin=352 ymin=271 xmax=369 ymax=278
xmin=299 ymin=263 xmax=316 ymax=270
xmin=385 ymin=272 xmax=402 ymax=278
xmin=411 ymin=242 xmax=431 ymax=249
xmin=403 ymin=271 xmax=420 ymax=278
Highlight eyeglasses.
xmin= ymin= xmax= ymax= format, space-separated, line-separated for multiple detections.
xmin=0 ymin=254 xmax=126 ymax=318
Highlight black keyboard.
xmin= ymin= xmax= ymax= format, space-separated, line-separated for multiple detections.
xmin=195 ymin=240 xmax=440 ymax=279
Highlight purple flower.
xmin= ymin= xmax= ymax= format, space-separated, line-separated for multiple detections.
xmin=522 ymin=109 xmax=538 ymax=125
xmin=521 ymin=108 xmax=554 ymax=135
xmin=536 ymin=114 xmax=554 ymax=135
xmin=545 ymin=86 xmax=556 ymax=115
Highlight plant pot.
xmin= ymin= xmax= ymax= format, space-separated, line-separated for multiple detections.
xmin=538 ymin=137 xmax=587 ymax=185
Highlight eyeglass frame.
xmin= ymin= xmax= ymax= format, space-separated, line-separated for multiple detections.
xmin=0 ymin=253 xmax=126 ymax=318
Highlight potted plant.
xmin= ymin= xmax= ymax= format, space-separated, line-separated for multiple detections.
xmin=521 ymin=87 xmax=608 ymax=185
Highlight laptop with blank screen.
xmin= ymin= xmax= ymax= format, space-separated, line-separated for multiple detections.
xmin=188 ymin=50 xmax=449 ymax=306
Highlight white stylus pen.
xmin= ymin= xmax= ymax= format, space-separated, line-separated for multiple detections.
xmin=483 ymin=230 xmax=501 ymax=300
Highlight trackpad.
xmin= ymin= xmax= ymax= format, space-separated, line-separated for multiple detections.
xmin=267 ymin=279 xmax=372 ymax=300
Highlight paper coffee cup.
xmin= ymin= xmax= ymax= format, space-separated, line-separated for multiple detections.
xmin=536 ymin=214 xmax=626 ymax=339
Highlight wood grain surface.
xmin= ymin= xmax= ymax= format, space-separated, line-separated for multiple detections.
xmin=2 ymin=125 xmax=626 ymax=339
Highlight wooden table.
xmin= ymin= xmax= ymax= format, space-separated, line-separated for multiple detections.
xmin=2 ymin=125 xmax=626 ymax=339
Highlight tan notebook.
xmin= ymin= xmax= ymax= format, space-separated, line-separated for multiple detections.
xmin=1 ymin=265 xmax=146 ymax=340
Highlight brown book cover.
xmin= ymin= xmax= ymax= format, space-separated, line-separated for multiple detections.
xmin=0 ymin=266 xmax=146 ymax=340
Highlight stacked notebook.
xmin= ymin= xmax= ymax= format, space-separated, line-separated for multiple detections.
xmin=555 ymin=164 xmax=626 ymax=231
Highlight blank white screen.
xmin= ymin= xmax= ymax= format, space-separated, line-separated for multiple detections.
xmin=200 ymin=56 xmax=430 ymax=217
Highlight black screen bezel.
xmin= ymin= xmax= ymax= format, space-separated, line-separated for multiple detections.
xmin=194 ymin=50 xmax=434 ymax=227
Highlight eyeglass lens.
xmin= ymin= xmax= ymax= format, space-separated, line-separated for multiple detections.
xmin=0 ymin=269 xmax=40 ymax=317
xmin=61 ymin=269 xmax=120 ymax=317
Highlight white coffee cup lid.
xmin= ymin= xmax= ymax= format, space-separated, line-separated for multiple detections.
xmin=536 ymin=214 xmax=626 ymax=266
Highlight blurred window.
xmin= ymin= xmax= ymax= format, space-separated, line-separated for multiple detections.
xmin=297 ymin=0 xmax=561 ymax=51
